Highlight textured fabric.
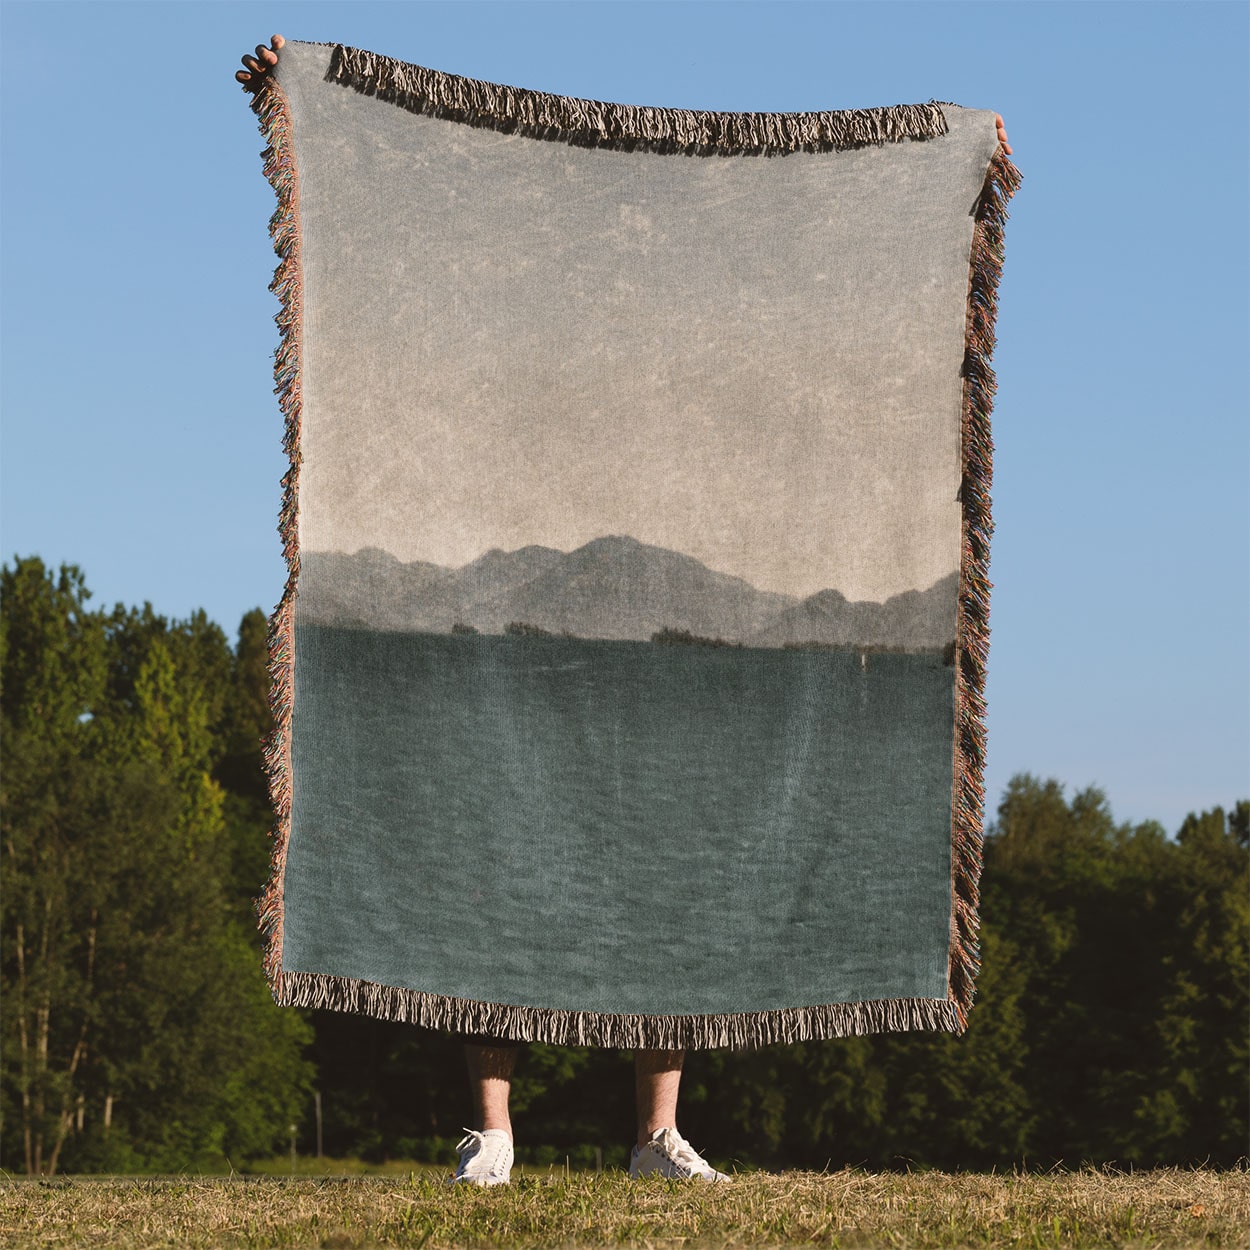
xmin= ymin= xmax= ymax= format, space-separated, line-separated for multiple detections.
xmin=249 ymin=40 xmax=1020 ymax=1048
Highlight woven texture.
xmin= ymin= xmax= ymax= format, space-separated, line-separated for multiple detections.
xmin=249 ymin=40 xmax=1020 ymax=1049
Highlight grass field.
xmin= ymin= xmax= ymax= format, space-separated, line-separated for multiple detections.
xmin=1 ymin=1165 xmax=1247 ymax=1248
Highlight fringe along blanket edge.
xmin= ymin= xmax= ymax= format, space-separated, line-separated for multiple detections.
xmin=247 ymin=40 xmax=1021 ymax=1050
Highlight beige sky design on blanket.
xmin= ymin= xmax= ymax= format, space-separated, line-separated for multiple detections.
xmin=289 ymin=66 xmax=996 ymax=602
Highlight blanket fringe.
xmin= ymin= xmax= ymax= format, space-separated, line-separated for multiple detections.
xmin=325 ymin=43 xmax=948 ymax=155
xmin=248 ymin=74 xmax=304 ymax=996
xmin=277 ymin=969 xmax=962 ymax=1050
xmin=950 ymin=148 xmax=1023 ymax=1029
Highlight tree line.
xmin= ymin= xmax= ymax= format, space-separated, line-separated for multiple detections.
xmin=2 ymin=556 xmax=1245 ymax=1174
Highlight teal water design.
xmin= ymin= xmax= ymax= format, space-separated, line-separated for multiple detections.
xmin=285 ymin=624 xmax=956 ymax=1015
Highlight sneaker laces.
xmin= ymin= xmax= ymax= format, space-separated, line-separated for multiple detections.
xmin=659 ymin=1128 xmax=713 ymax=1176
xmin=455 ymin=1127 xmax=510 ymax=1177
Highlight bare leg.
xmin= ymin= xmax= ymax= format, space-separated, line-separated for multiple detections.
xmin=464 ymin=1044 xmax=517 ymax=1138
xmin=635 ymin=1048 xmax=685 ymax=1147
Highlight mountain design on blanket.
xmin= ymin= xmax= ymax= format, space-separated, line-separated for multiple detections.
xmin=297 ymin=535 xmax=956 ymax=649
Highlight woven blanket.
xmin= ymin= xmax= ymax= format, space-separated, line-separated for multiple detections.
xmin=248 ymin=40 xmax=1020 ymax=1049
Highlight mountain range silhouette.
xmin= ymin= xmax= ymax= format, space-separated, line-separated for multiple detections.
xmin=297 ymin=535 xmax=957 ymax=649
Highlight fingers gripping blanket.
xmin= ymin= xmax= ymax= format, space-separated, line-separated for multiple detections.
xmin=247 ymin=40 xmax=1020 ymax=1049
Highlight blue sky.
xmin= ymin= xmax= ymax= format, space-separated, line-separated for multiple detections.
xmin=2 ymin=1 xmax=1246 ymax=836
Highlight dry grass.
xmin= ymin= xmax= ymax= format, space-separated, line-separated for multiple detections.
xmin=0 ymin=1165 xmax=1247 ymax=1248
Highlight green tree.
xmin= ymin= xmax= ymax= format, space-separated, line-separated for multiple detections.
xmin=981 ymin=776 xmax=1248 ymax=1166
xmin=0 ymin=558 xmax=312 ymax=1173
xmin=1 ymin=557 xmax=110 ymax=1173
xmin=1140 ymin=803 xmax=1249 ymax=1162
xmin=214 ymin=607 xmax=278 ymax=928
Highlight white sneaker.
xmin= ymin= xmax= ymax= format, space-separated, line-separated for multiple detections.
xmin=629 ymin=1127 xmax=731 ymax=1180
xmin=452 ymin=1127 xmax=513 ymax=1185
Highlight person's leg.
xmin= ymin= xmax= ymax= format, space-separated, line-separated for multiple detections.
xmin=453 ymin=1037 xmax=521 ymax=1185
xmin=634 ymin=1048 xmax=684 ymax=1146
xmin=631 ymin=1048 xmax=730 ymax=1180
xmin=464 ymin=1041 xmax=519 ymax=1138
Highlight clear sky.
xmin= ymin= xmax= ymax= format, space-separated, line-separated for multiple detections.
xmin=2 ymin=1 xmax=1246 ymax=836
